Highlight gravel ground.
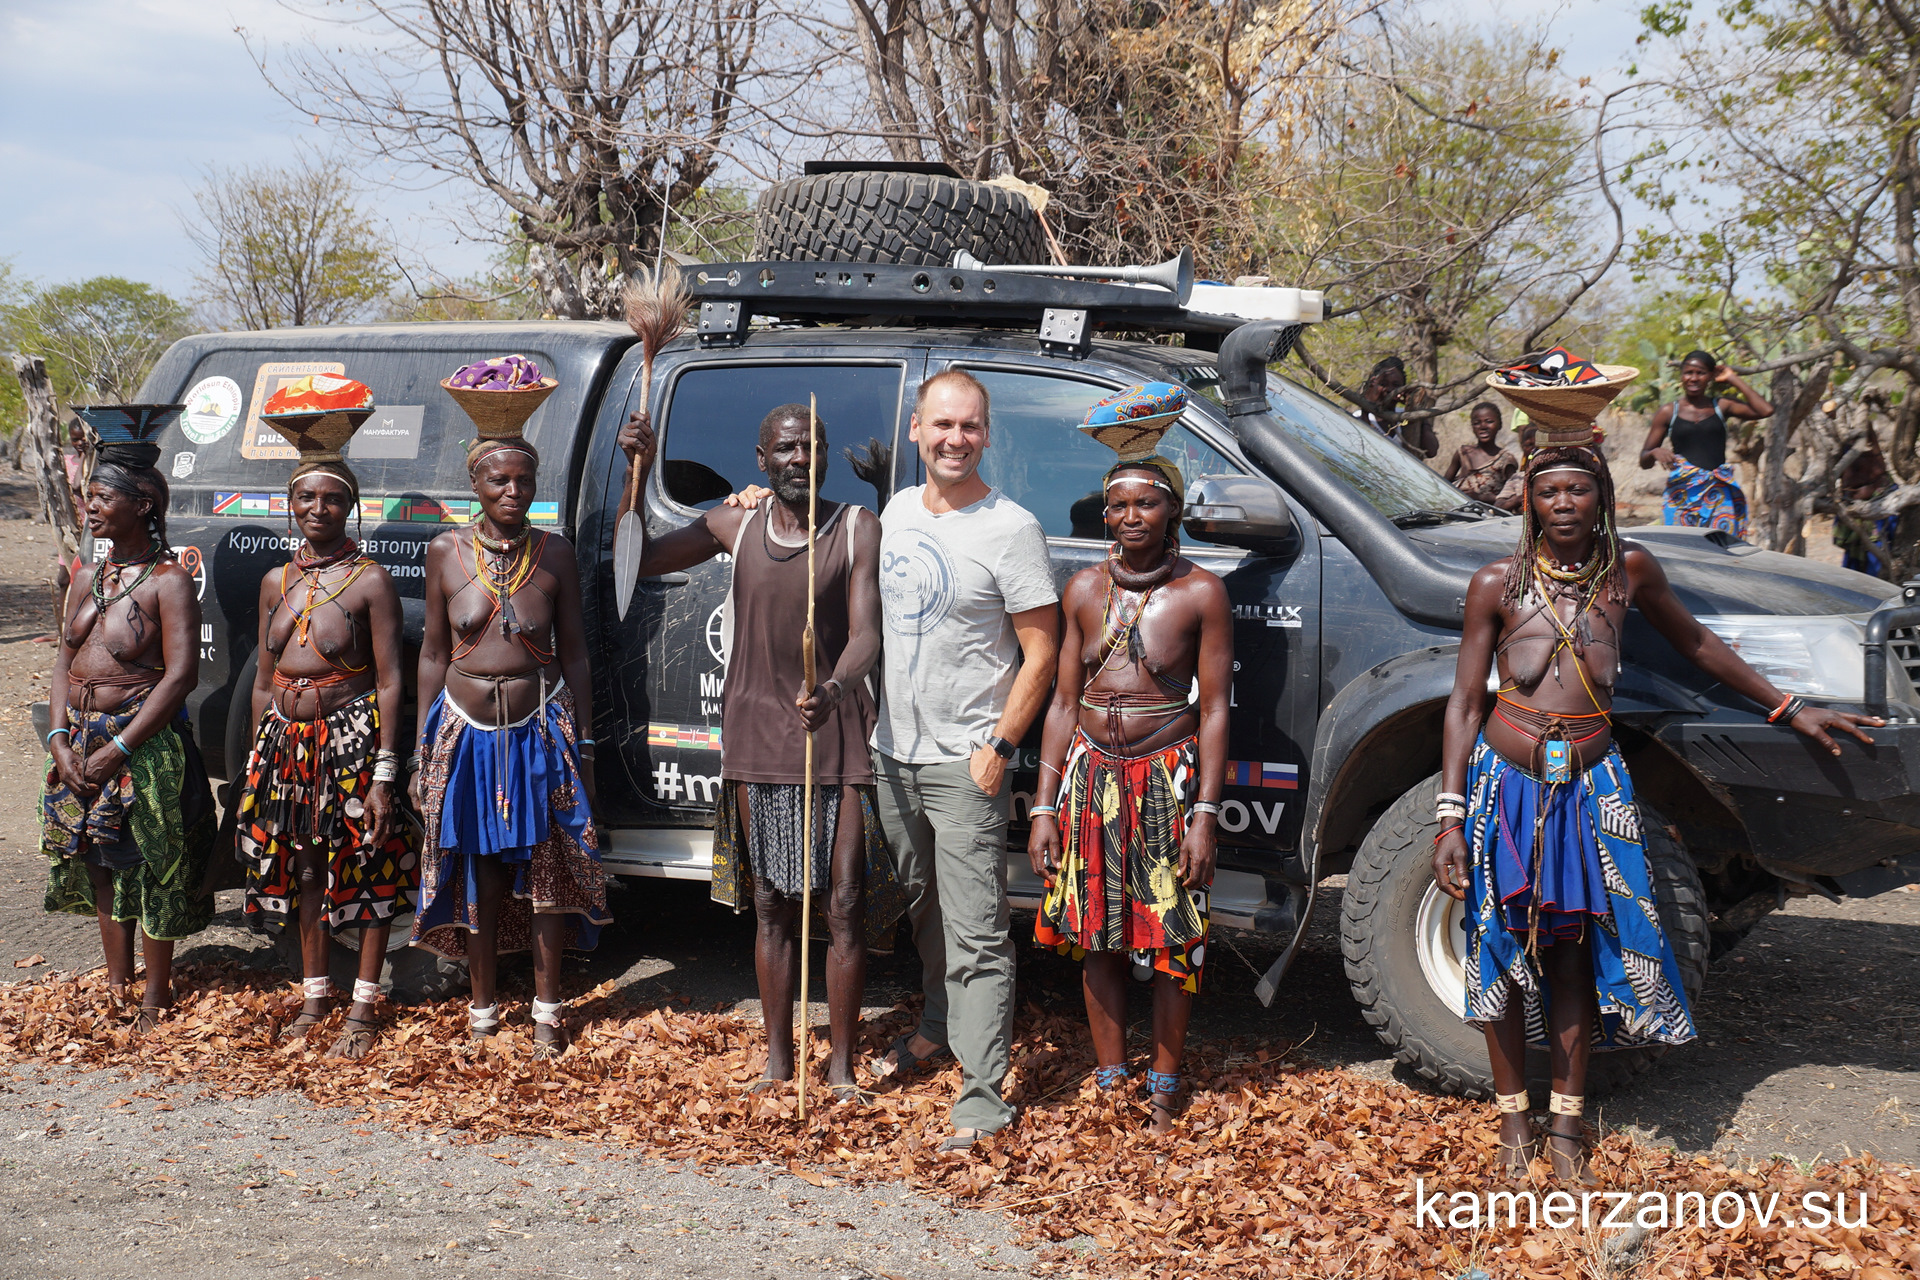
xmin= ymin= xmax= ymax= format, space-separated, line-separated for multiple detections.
xmin=2 ymin=478 xmax=1917 ymax=1276
xmin=0 ymin=1062 xmax=1038 ymax=1280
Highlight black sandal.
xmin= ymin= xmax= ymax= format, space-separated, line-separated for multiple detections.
xmin=876 ymin=1032 xmax=951 ymax=1080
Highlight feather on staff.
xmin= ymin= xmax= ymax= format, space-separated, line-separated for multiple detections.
xmin=614 ymin=263 xmax=691 ymax=620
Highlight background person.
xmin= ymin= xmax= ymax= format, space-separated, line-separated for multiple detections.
xmin=1443 ymin=402 xmax=1522 ymax=511
xmin=410 ymin=426 xmax=609 ymax=1057
xmin=1432 ymin=379 xmax=1878 ymax=1183
xmin=1352 ymin=356 xmax=1438 ymax=458
xmin=236 ymin=399 xmax=416 ymax=1059
xmin=1638 ymin=349 xmax=1773 ymax=536
xmin=1028 ymin=385 xmax=1232 ymax=1135
xmin=41 ymin=412 xmax=215 ymax=1032
xmin=617 ymin=401 xmax=902 ymax=1101
xmin=867 ymin=368 xmax=1060 ymax=1155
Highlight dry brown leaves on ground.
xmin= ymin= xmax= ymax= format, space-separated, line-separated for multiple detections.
xmin=1 ymin=964 xmax=1916 ymax=1280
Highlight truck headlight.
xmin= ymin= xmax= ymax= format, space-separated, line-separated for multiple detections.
xmin=1696 ymin=614 xmax=1908 ymax=703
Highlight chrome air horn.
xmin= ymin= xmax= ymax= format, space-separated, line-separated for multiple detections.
xmin=949 ymin=247 xmax=1196 ymax=306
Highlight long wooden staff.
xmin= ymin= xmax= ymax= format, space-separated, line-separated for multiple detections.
xmin=797 ymin=394 xmax=819 ymax=1120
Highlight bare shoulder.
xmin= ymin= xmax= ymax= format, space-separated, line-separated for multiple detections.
xmin=1063 ymin=563 xmax=1107 ymax=605
xmin=1467 ymin=559 xmax=1510 ymax=603
xmin=705 ymin=501 xmax=749 ymax=545
xmin=1621 ymin=539 xmax=1663 ymax=579
xmin=424 ymin=529 xmax=463 ymax=560
xmin=149 ymin=559 xmax=199 ymax=604
xmin=1173 ymin=557 xmax=1228 ymax=603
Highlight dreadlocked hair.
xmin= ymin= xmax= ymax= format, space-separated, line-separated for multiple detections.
xmin=1498 ymin=445 xmax=1626 ymax=610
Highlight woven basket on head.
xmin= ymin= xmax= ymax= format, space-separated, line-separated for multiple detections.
xmin=261 ymin=408 xmax=375 ymax=462
xmin=1486 ymin=364 xmax=1638 ymax=447
xmin=441 ymin=377 xmax=559 ymax=440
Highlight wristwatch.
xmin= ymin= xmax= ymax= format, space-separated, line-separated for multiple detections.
xmin=986 ymin=735 xmax=1016 ymax=760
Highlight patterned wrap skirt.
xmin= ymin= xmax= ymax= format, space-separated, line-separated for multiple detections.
xmin=1663 ymin=460 xmax=1748 ymax=538
xmin=1461 ymin=734 xmax=1697 ymax=1049
xmin=710 ymin=780 xmax=908 ymax=950
xmin=41 ymin=696 xmax=217 ymax=941
xmin=410 ymin=681 xmax=611 ymax=958
xmin=237 ymin=691 xmax=419 ymax=935
xmin=1034 ymin=729 xmax=1209 ymax=993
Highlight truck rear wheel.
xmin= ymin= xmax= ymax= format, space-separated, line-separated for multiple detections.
xmin=1340 ymin=773 xmax=1708 ymax=1098
xmin=753 ymin=170 xmax=1044 ymax=267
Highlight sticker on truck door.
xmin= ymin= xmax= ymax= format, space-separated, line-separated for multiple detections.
xmin=179 ymin=376 xmax=243 ymax=444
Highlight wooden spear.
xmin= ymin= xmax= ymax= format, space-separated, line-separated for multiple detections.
xmin=615 ymin=263 xmax=690 ymax=620
xmin=797 ymin=393 xmax=819 ymax=1120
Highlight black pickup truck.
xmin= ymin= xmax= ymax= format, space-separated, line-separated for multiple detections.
xmin=114 ymin=254 xmax=1920 ymax=1096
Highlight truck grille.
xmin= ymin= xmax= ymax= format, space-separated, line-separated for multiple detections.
xmin=1891 ymin=627 xmax=1920 ymax=688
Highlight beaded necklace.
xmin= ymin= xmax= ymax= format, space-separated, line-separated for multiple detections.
xmin=453 ymin=526 xmax=553 ymax=663
xmin=280 ymin=539 xmax=372 ymax=673
xmin=92 ymin=546 xmax=162 ymax=611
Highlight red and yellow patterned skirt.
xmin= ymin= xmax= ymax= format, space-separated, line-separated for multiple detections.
xmin=1034 ymin=729 xmax=1210 ymax=992
xmin=238 ymin=692 xmax=418 ymax=935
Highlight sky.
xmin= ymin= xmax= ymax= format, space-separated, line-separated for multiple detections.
xmin=0 ymin=0 xmax=1654 ymax=306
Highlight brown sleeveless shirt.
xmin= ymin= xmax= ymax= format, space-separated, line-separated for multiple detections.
xmin=719 ymin=502 xmax=876 ymax=786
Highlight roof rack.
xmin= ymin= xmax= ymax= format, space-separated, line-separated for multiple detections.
xmin=684 ymin=259 xmax=1253 ymax=354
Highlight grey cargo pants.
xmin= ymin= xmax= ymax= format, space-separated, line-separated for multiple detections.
xmin=870 ymin=751 xmax=1017 ymax=1135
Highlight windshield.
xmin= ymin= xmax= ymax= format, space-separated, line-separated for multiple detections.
xmin=1168 ymin=361 xmax=1475 ymax=518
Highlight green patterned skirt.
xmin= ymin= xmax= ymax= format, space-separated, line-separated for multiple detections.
xmin=42 ymin=696 xmax=217 ymax=942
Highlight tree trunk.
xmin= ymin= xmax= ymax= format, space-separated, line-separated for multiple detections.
xmin=1762 ymin=366 xmax=1800 ymax=553
xmin=12 ymin=354 xmax=79 ymax=557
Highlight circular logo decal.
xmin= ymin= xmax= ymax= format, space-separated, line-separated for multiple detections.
xmin=706 ymin=604 xmax=729 ymax=665
xmin=879 ymin=530 xmax=957 ymax=637
xmin=179 ymin=376 xmax=242 ymax=444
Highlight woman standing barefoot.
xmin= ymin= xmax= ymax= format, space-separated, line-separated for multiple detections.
xmin=1433 ymin=359 xmax=1877 ymax=1182
xmin=1029 ymin=385 xmax=1233 ymax=1135
xmin=42 ymin=407 xmax=215 ymax=1031
xmin=410 ymin=380 xmax=608 ymax=1057
xmin=237 ymin=383 xmax=417 ymax=1057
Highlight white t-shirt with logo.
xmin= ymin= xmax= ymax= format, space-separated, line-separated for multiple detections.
xmin=873 ymin=484 xmax=1058 ymax=764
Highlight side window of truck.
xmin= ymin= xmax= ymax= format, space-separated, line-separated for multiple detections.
xmin=657 ymin=363 xmax=906 ymax=513
xmin=959 ymin=366 xmax=1243 ymax=539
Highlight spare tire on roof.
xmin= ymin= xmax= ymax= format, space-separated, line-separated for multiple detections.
xmin=753 ymin=165 xmax=1044 ymax=267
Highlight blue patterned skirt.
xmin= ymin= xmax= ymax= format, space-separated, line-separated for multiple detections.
xmin=1663 ymin=460 xmax=1747 ymax=538
xmin=410 ymin=681 xmax=610 ymax=958
xmin=1461 ymin=734 xmax=1696 ymax=1050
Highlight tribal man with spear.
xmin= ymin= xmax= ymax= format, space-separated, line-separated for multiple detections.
xmin=617 ymin=401 xmax=901 ymax=1102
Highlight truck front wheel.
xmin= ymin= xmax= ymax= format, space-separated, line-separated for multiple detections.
xmin=1340 ymin=773 xmax=1708 ymax=1098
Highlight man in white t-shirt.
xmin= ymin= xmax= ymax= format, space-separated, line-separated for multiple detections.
xmin=868 ymin=368 xmax=1059 ymax=1153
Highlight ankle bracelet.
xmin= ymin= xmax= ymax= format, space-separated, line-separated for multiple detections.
xmin=1146 ymin=1069 xmax=1182 ymax=1096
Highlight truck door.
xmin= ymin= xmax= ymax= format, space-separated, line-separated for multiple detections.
xmin=585 ymin=345 xmax=922 ymax=875
xmin=922 ymin=352 xmax=1321 ymax=933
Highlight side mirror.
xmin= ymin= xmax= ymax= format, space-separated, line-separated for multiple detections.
xmin=1183 ymin=474 xmax=1299 ymax=558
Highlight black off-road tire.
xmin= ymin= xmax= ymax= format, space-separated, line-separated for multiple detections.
xmin=753 ymin=171 xmax=1044 ymax=267
xmin=1339 ymin=773 xmax=1708 ymax=1099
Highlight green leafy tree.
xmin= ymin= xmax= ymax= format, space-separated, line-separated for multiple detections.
xmin=1633 ymin=0 xmax=1920 ymax=565
xmin=186 ymin=159 xmax=398 ymax=329
xmin=1274 ymin=19 xmax=1633 ymax=421
xmin=5 ymin=277 xmax=192 ymax=405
